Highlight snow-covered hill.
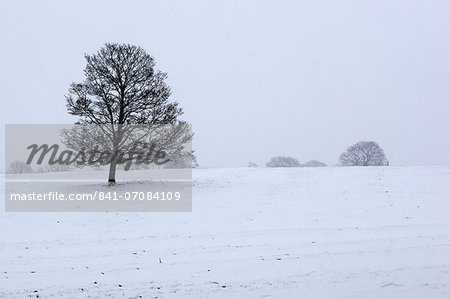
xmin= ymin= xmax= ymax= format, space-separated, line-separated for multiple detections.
xmin=1 ymin=165 xmax=450 ymax=298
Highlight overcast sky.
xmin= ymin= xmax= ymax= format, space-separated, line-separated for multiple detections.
xmin=1 ymin=0 xmax=449 ymax=168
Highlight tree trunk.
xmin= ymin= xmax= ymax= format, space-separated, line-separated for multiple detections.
xmin=108 ymin=134 xmax=120 ymax=185
xmin=108 ymin=159 xmax=117 ymax=185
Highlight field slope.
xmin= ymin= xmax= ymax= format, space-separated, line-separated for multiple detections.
xmin=1 ymin=165 xmax=450 ymax=298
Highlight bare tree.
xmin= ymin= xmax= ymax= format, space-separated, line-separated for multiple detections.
xmin=191 ymin=151 xmax=199 ymax=168
xmin=8 ymin=161 xmax=33 ymax=174
xmin=45 ymin=164 xmax=71 ymax=172
xmin=65 ymin=43 xmax=192 ymax=183
xmin=339 ymin=141 xmax=388 ymax=166
xmin=266 ymin=156 xmax=300 ymax=167
xmin=301 ymin=160 xmax=327 ymax=167
xmin=163 ymin=150 xmax=198 ymax=169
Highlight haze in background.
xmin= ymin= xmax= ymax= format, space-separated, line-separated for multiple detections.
xmin=1 ymin=0 xmax=449 ymax=168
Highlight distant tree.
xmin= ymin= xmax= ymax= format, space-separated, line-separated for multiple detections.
xmin=64 ymin=43 xmax=192 ymax=184
xmin=46 ymin=164 xmax=71 ymax=172
xmin=247 ymin=162 xmax=258 ymax=167
xmin=266 ymin=156 xmax=300 ymax=167
xmin=164 ymin=150 xmax=198 ymax=169
xmin=192 ymin=151 xmax=199 ymax=168
xmin=302 ymin=160 xmax=327 ymax=167
xmin=8 ymin=161 xmax=33 ymax=174
xmin=339 ymin=141 xmax=388 ymax=166
xmin=36 ymin=163 xmax=73 ymax=173
xmin=119 ymin=162 xmax=150 ymax=171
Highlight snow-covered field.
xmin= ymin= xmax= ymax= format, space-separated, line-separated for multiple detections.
xmin=1 ymin=165 xmax=450 ymax=298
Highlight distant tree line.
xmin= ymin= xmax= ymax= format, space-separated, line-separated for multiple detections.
xmin=262 ymin=141 xmax=388 ymax=168
xmin=264 ymin=157 xmax=327 ymax=168
xmin=8 ymin=140 xmax=388 ymax=173
xmin=7 ymin=151 xmax=199 ymax=174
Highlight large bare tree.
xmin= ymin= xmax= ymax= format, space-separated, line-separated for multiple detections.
xmin=339 ymin=141 xmax=388 ymax=166
xmin=65 ymin=43 xmax=192 ymax=183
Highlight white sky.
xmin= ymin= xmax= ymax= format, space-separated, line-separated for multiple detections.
xmin=1 ymin=0 xmax=450 ymax=167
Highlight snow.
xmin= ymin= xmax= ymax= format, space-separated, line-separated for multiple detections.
xmin=1 ymin=165 xmax=450 ymax=298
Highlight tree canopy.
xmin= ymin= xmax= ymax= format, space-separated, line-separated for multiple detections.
xmin=339 ymin=141 xmax=388 ymax=166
